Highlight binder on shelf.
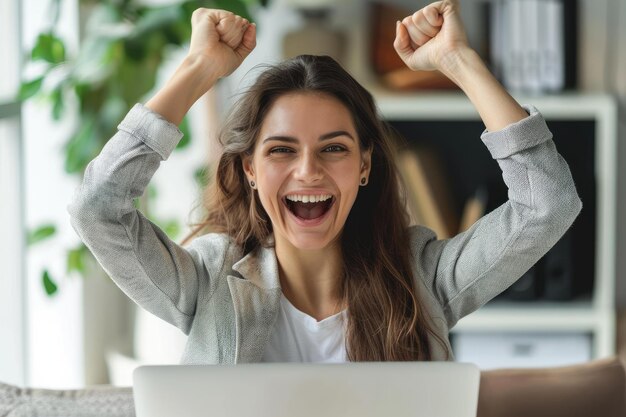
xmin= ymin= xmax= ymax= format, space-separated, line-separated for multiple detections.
xmin=396 ymin=148 xmax=456 ymax=239
xmin=543 ymin=229 xmax=575 ymax=300
xmin=398 ymin=150 xmax=493 ymax=239
xmin=521 ymin=0 xmax=542 ymax=94
xmin=489 ymin=0 xmax=577 ymax=92
xmin=503 ymin=0 xmax=525 ymax=91
xmin=499 ymin=263 xmax=543 ymax=301
xmin=562 ymin=0 xmax=578 ymax=89
xmin=497 ymin=230 xmax=576 ymax=302
xmin=458 ymin=186 xmax=488 ymax=233
xmin=537 ymin=0 xmax=552 ymax=89
xmin=542 ymin=0 xmax=565 ymax=91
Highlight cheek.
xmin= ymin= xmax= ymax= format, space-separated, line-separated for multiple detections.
xmin=255 ymin=165 xmax=285 ymax=213
xmin=340 ymin=160 xmax=362 ymax=178
xmin=329 ymin=162 xmax=362 ymax=217
xmin=334 ymin=161 xmax=362 ymax=190
xmin=258 ymin=165 xmax=285 ymax=192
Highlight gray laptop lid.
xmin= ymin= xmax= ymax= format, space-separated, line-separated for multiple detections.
xmin=133 ymin=362 xmax=479 ymax=417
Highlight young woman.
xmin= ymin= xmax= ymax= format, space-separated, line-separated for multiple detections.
xmin=69 ymin=1 xmax=582 ymax=363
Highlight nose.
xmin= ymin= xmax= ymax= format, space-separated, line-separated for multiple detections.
xmin=293 ymin=152 xmax=323 ymax=183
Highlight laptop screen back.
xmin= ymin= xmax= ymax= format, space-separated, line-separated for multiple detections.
xmin=133 ymin=362 xmax=479 ymax=417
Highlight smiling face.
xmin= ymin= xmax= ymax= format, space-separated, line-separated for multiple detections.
xmin=243 ymin=92 xmax=372 ymax=251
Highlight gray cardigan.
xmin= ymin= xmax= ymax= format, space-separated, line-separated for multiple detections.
xmin=68 ymin=103 xmax=582 ymax=364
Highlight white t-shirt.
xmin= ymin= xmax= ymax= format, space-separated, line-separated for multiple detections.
xmin=261 ymin=294 xmax=348 ymax=363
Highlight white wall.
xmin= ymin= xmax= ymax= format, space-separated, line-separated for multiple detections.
xmin=0 ymin=0 xmax=26 ymax=387
xmin=21 ymin=0 xmax=84 ymax=389
xmin=0 ymin=118 xmax=25 ymax=386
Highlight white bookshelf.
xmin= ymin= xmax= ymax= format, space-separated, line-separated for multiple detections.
xmin=374 ymin=91 xmax=617 ymax=361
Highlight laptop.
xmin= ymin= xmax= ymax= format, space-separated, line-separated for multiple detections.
xmin=133 ymin=362 xmax=480 ymax=417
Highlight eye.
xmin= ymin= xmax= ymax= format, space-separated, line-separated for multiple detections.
xmin=323 ymin=145 xmax=347 ymax=153
xmin=269 ymin=146 xmax=294 ymax=154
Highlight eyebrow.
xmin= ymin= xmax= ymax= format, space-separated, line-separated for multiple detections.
xmin=262 ymin=130 xmax=355 ymax=144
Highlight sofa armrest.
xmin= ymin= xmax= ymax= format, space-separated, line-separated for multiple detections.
xmin=0 ymin=382 xmax=134 ymax=417
xmin=477 ymin=357 xmax=626 ymax=417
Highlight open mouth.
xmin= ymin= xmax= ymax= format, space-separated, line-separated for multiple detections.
xmin=283 ymin=195 xmax=335 ymax=221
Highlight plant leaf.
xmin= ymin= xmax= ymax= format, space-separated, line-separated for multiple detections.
xmin=194 ymin=166 xmax=211 ymax=188
xmin=175 ymin=116 xmax=191 ymax=150
xmin=67 ymin=245 xmax=86 ymax=275
xmin=131 ymin=5 xmax=183 ymax=40
xmin=147 ymin=184 xmax=158 ymax=201
xmin=28 ymin=224 xmax=57 ymax=245
xmin=100 ymin=95 xmax=128 ymax=130
xmin=64 ymin=117 xmax=97 ymax=174
xmin=72 ymin=37 xmax=116 ymax=85
xmin=50 ymin=88 xmax=65 ymax=120
xmin=240 ymin=0 xmax=270 ymax=9
xmin=213 ymin=0 xmax=253 ymax=21
xmin=42 ymin=270 xmax=58 ymax=296
xmin=116 ymin=58 xmax=159 ymax=105
xmin=18 ymin=77 xmax=44 ymax=101
xmin=31 ymin=32 xmax=66 ymax=64
xmin=163 ymin=219 xmax=181 ymax=239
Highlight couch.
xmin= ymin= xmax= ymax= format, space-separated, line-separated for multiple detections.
xmin=477 ymin=357 xmax=626 ymax=417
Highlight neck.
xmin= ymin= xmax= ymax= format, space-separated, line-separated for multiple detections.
xmin=274 ymin=236 xmax=345 ymax=321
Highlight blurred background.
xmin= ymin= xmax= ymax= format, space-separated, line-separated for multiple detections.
xmin=1 ymin=0 xmax=625 ymax=389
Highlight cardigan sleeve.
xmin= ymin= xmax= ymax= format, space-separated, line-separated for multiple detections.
xmin=67 ymin=104 xmax=221 ymax=335
xmin=410 ymin=105 xmax=582 ymax=329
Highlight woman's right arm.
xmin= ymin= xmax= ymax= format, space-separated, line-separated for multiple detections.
xmin=67 ymin=9 xmax=256 ymax=334
xmin=146 ymin=9 xmax=256 ymax=124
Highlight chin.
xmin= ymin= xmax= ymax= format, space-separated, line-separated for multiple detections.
xmin=286 ymin=232 xmax=339 ymax=252
xmin=289 ymin=238 xmax=330 ymax=251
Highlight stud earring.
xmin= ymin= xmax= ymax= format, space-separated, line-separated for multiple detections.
xmin=360 ymin=177 xmax=367 ymax=185
xmin=250 ymin=181 xmax=256 ymax=189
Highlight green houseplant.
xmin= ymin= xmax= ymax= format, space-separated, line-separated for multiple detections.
xmin=21 ymin=0 xmax=269 ymax=295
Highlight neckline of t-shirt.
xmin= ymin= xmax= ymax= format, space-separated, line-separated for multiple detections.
xmin=280 ymin=293 xmax=346 ymax=330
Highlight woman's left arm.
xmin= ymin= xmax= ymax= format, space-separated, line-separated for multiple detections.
xmin=394 ymin=0 xmax=528 ymax=131
xmin=395 ymin=1 xmax=583 ymax=328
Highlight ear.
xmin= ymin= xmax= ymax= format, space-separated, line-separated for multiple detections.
xmin=242 ymin=154 xmax=255 ymax=184
xmin=360 ymin=147 xmax=372 ymax=182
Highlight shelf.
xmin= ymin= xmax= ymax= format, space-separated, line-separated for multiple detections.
xmin=372 ymin=89 xmax=616 ymax=121
xmin=453 ymin=299 xmax=600 ymax=332
xmin=370 ymin=90 xmax=618 ymax=360
xmin=452 ymin=299 xmax=615 ymax=357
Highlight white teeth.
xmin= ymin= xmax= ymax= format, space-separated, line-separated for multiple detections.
xmin=285 ymin=194 xmax=332 ymax=203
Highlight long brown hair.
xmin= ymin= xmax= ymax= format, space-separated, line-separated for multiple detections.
xmin=185 ymin=55 xmax=449 ymax=361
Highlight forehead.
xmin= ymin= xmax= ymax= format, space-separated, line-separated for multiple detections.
xmin=259 ymin=92 xmax=356 ymax=137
